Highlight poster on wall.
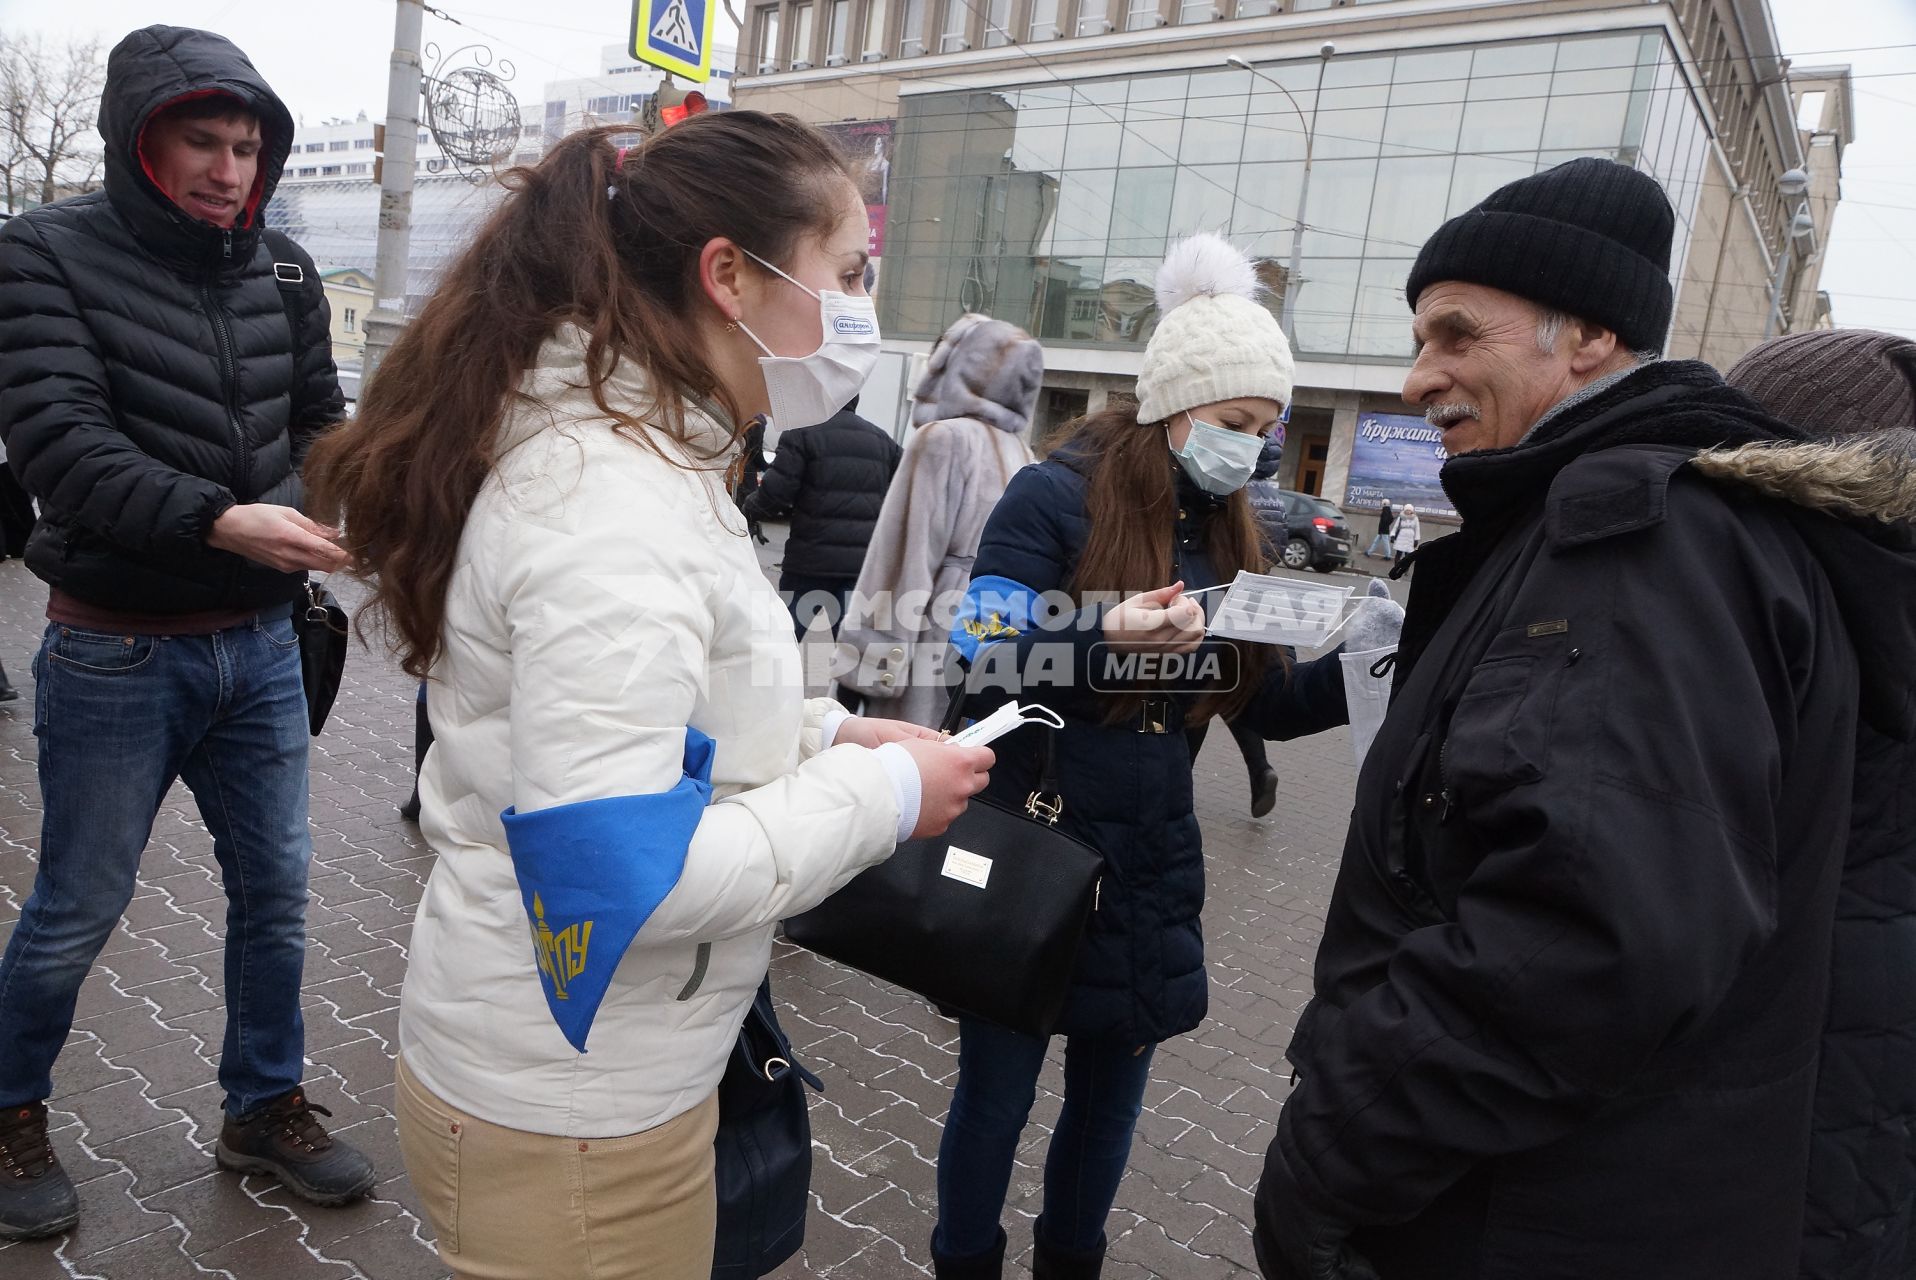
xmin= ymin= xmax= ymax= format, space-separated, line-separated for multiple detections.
xmin=1344 ymin=412 xmax=1457 ymax=519
xmin=818 ymin=119 xmax=893 ymax=269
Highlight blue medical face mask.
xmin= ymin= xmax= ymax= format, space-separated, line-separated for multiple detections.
xmin=1170 ymin=413 xmax=1266 ymax=495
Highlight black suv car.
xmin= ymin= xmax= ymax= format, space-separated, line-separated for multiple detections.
xmin=1247 ymin=483 xmax=1353 ymax=573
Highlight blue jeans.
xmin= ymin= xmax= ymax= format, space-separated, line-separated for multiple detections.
xmin=0 ymin=614 xmax=312 ymax=1118
xmin=1366 ymin=532 xmax=1391 ymax=557
xmin=934 ymin=1017 xmax=1157 ymax=1259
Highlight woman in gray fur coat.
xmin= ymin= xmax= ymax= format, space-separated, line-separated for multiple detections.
xmin=836 ymin=314 xmax=1043 ymax=724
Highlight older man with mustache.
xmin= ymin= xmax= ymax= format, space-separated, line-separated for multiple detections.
xmin=1250 ymin=157 xmax=1916 ymax=1280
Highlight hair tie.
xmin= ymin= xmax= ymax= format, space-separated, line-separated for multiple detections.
xmin=615 ymin=146 xmax=629 ymax=170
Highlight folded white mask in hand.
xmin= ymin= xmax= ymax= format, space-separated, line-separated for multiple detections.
xmin=947 ymin=701 xmax=1065 ymax=748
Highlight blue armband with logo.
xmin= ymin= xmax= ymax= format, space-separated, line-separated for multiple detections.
xmin=950 ymin=574 xmax=1044 ymax=665
xmin=500 ymin=727 xmax=716 ymax=1053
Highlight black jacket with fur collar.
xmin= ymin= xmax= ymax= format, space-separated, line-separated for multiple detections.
xmin=1254 ymin=361 xmax=1916 ymax=1279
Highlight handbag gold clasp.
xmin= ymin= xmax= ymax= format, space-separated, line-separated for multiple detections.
xmin=1025 ymin=792 xmax=1063 ymax=826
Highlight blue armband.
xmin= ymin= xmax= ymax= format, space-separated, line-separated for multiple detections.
xmin=501 ymin=727 xmax=716 ymax=1052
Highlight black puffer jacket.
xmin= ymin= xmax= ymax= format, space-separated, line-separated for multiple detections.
xmin=1253 ymin=363 xmax=1916 ymax=1280
xmin=741 ymin=406 xmax=902 ymax=581
xmin=0 ymin=25 xmax=340 ymax=616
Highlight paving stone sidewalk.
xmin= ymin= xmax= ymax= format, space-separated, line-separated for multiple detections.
xmin=0 ymin=547 xmax=1367 ymax=1279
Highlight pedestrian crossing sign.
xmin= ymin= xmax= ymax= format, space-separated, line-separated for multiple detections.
xmin=631 ymin=0 xmax=716 ymax=82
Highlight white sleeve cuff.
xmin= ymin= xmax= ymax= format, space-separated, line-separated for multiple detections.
xmin=872 ymin=741 xmax=922 ymax=844
xmin=819 ymin=706 xmax=853 ymax=749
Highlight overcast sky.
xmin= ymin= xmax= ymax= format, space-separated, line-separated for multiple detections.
xmin=10 ymin=0 xmax=1914 ymax=339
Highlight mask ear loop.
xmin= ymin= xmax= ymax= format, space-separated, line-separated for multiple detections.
xmin=1019 ymin=704 xmax=1066 ymax=730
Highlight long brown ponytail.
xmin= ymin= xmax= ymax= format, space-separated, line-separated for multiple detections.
xmin=305 ymin=113 xmax=856 ymax=678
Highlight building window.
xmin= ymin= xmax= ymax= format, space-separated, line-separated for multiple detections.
xmin=354 ymin=137 xmax=374 ymax=148
xmin=523 ymin=123 xmax=542 ymax=137
xmin=347 ymin=162 xmax=370 ymax=174
xmin=862 ymin=0 xmax=889 ymax=57
xmin=1177 ymin=0 xmax=1220 ymax=21
xmin=1127 ymin=0 xmax=1162 ymax=29
xmin=826 ymin=0 xmax=852 ymax=62
xmin=938 ymin=0 xmax=968 ymax=50
xmin=983 ymin=0 xmax=1012 ymax=45
xmin=900 ymin=0 xmax=928 ymax=54
xmin=321 ymin=164 xmax=341 ymax=175
xmin=344 ymin=307 xmax=357 ymax=333
xmin=754 ymin=3 xmax=780 ymax=69
xmin=297 ymin=166 xmax=317 ymax=176
xmin=304 ymin=142 xmax=325 ymax=152
xmin=329 ymin=140 xmax=350 ymax=151
xmin=791 ymin=2 xmax=815 ymax=65
xmin=1076 ymin=0 xmax=1113 ymax=36
xmin=1027 ymin=0 xmax=1060 ymax=39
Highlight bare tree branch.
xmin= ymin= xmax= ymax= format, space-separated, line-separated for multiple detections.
xmin=0 ymin=32 xmax=105 ymax=210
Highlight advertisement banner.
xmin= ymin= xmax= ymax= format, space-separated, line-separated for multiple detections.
xmin=1344 ymin=412 xmax=1456 ymax=519
xmin=819 ymin=120 xmax=894 ymax=261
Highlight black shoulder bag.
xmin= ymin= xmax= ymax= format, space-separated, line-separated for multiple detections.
xmin=712 ymin=978 xmax=822 ymax=1279
xmin=264 ymin=230 xmax=349 ymax=737
xmin=784 ymin=681 xmax=1104 ymax=1035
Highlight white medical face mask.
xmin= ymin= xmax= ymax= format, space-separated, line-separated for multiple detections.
xmin=1170 ymin=413 xmax=1265 ymax=495
xmin=735 ymin=249 xmax=881 ymax=439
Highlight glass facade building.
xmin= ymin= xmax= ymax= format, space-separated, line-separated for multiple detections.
xmin=880 ymin=29 xmax=1712 ymax=360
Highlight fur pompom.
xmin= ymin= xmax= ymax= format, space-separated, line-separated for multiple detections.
xmin=1154 ymin=232 xmax=1260 ymax=314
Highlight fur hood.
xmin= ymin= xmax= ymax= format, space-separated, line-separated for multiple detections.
xmin=911 ymin=314 xmax=1044 ymax=436
xmin=1696 ymin=427 xmax=1916 ymax=743
xmin=1694 ymin=428 xmax=1916 ymax=526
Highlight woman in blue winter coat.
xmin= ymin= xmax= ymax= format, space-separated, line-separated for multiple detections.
xmin=932 ymin=235 xmax=1352 ymax=1279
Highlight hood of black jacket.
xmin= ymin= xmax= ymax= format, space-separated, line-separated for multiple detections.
xmin=98 ymin=25 xmax=295 ymax=271
xmin=1693 ymin=428 xmax=1916 ymax=742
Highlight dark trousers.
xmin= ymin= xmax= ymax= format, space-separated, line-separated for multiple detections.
xmin=780 ymin=573 xmax=853 ymax=643
xmin=934 ymin=1017 xmax=1156 ymax=1259
xmin=0 ymin=467 xmax=32 ymax=558
xmin=1186 ymin=715 xmax=1273 ymax=781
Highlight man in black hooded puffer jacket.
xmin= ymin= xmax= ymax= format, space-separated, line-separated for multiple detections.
xmin=0 ymin=26 xmax=373 ymax=1240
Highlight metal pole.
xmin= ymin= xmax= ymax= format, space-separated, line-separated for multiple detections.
xmin=1282 ymin=53 xmax=1330 ymax=342
xmin=363 ymin=0 xmax=425 ymax=386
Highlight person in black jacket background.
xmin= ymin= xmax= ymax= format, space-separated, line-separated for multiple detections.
xmin=742 ymin=397 xmax=902 ymax=640
xmin=1253 ymin=158 xmax=1916 ymax=1280
xmin=0 ymin=25 xmax=373 ymax=1241
xmin=1714 ymin=329 xmax=1916 ymax=1280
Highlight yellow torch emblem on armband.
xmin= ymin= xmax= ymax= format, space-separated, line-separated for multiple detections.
xmin=531 ymin=893 xmax=592 ymax=1001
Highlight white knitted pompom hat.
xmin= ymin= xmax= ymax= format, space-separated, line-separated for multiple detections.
xmin=1134 ymin=233 xmax=1295 ymax=426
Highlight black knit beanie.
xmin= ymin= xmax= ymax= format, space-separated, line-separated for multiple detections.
xmin=1726 ymin=329 xmax=1916 ymax=437
xmin=1406 ymin=157 xmax=1676 ymax=353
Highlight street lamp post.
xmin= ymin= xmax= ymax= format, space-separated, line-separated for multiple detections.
xmin=1229 ymin=44 xmax=1334 ymax=342
xmin=1762 ymin=166 xmax=1816 ymax=340
xmin=364 ymin=0 xmax=426 ymax=386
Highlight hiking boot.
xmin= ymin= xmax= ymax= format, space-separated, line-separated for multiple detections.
xmin=215 ymin=1087 xmax=376 ymax=1206
xmin=0 ymin=1101 xmax=79 ymax=1240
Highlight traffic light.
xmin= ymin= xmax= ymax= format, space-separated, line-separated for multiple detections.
xmin=659 ymin=82 xmax=708 ymax=128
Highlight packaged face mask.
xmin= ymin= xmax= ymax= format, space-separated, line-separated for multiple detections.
xmin=947 ymin=701 xmax=1065 ymax=748
xmin=737 ymin=249 xmax=882 ymax=439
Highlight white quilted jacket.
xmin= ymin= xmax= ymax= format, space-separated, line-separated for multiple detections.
xmin=398 ymin=326 xmax=901 ymax=1137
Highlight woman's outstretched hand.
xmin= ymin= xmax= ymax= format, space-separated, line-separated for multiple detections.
xmin=1103 ymin=582 xmax=1206 ymax=654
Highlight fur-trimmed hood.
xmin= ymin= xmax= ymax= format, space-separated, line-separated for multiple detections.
xmin=1694 ymin=428 xmax=1916 ymax=526
xmin=911 ymin=314 xmax=1043 ymax=436
xmin=1696 ymin=428 xmax=1916 ymax=742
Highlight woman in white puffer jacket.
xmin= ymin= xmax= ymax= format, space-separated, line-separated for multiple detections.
xmin=307 ymin=116 xmax=993 ymax=1280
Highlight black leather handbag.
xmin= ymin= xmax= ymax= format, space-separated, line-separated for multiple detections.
xmin=784 ymin=684 xmax=1103 ymax=1036
xmin=294 ymin=578 xmax=348 ymax=736
xmin=712 ymin=979 xmax=822 ymax=1280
